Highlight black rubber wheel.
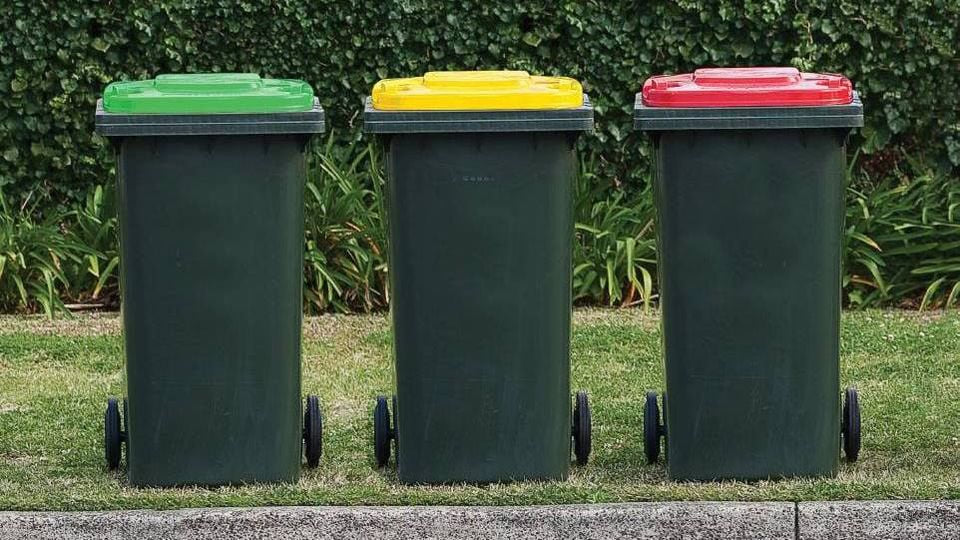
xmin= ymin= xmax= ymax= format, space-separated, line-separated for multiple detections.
xmin=643 ymin=390 xmax=662 ymax=464
xmin=842 ymin=387 xmax=861 ymax=462
xmin=303 ymin=395 xmax=323 ymax=468
xmin=104 ymin=397 xmax=122 ymax=470
xmin=373 ymin=395 xmax=392 ymax=467
xmin=572 ymin=390 xmax=592 ymax=465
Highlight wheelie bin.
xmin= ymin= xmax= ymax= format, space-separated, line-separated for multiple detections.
xmin=95 ymin=73 xmax=325 ymax=486
xmin=363 ymin=71 xmax=594 ymax=483
xmin=634 ymin=67 xmax=864 ymax=480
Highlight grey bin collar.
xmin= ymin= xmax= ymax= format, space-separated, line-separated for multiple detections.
xmin=363 ymin=95 xmax=594 ymax=134
xmin=634 ymin=92 xmax=863 ymax=131
xmin=94 ymin=98 xmax=325 ymax=137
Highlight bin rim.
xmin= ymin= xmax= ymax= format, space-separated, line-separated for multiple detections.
xmin=363 ymin=95 xmax=594 ymax=134
xmin=95 ymin=98 xmax=325 ymax=137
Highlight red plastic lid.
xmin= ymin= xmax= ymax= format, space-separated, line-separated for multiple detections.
xmin=641 ymin=67 xmax=854 ymax=108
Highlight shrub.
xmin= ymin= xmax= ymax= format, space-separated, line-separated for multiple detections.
xmin=303 ymin=135 xmax=388 ymax=313
xmin=0 ymin=148 xmax=957 ymax=315
xmin=573 ymin=154 xmax=657 ymax=308
xmin=0 ymin=193 xmax=93 ymax=316
xmin=65 ymin=184 xmax=120 ymax=307
xmin=844 ymin=155 xmax=960 ymax=309
xmin=2 ymin=1 xmax=958 ymax=205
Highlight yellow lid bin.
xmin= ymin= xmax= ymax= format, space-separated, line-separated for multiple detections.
xmin=362 ymin=70 xmax=595 ymax=483
xmin=371 ymin=70 xmax=584 ymax=110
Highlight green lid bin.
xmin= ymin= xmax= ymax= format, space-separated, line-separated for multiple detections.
xmin=95 ymin=73 xmax=325 ymax=486
xmin=363 ymin=71 xmax=594 ymax=483
xmin=634 ymin=67 xmax=865 ymax=480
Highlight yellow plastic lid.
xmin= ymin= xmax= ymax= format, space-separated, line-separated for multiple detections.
xmin=371 ymin=71 xmax=584 ymax=111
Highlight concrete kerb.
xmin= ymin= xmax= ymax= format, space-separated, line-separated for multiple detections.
xmin=2 ymin=501 xmax=959 ymax=540
xmin=0 ymin=502 xmax=793 ymax=540
xmin=798 ymin=500 xmax=960 ymax=540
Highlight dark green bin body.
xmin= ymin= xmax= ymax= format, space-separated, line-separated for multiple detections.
xmin=366 ymin=99 xmax=592 ymax=483
xmin=636 ymin=97 xmax=863 ymax=481
xmin=96 ymin=102 xmax=324 ymax=486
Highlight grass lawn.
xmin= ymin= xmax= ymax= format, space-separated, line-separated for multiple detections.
xmin=1 ymin=309 xmax=959 ymax=510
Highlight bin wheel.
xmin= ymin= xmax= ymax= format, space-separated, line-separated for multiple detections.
xmin=374 ymin=395 xmax=393 ymax=468
xmin=104 ymin=397 xmax=125 ymax=470
xmin=572 ymin=390 xmax=592 ymax=465
xmin=644 ymin=391 xmax=663 ymax=464
xmin=303 ymin=395 xmax=323 ymax=468
xmin=841 ymin=387 xmax=861 ymax=462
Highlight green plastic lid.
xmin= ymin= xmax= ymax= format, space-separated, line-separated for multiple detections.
xmin=102 ymin=73 xmax=315 ymax=114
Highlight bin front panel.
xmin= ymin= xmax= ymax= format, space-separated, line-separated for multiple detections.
xmin=117 ymin=134 xmax=305 ymax=486
xmin=654 ymin=128 xmax=845 ymax=480
xmin=387 ymin=132 xmax=574 ymax=483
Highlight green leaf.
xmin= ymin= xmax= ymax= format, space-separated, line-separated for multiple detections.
xmin=91 ymin=37 xmax=110 ymax=52
xmin=946 ymin=281 xmax=960 ymax=308
xmin=919 ymin=277 xmax=946 ymax=311
xmin=521 ymin=32 xmax=542 ymax=47
xmin=732 ymin=41 xmax=754 ymax=57
xmin=850 ymin=232 xmax=881 ymax=252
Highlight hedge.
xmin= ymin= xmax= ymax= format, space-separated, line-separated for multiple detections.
xmin=2 ymin=1 xmax=959 ymax=204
